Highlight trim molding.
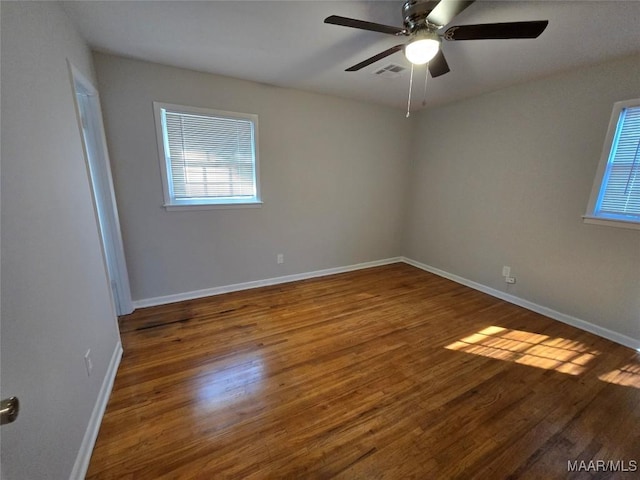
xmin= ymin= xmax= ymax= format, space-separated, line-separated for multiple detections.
xmin=582 ymin=215 xmax=640 ymax=231
xmin=401 ymin=257 xmax=640 ymax=352
xmin=69 ymin=342 xmax=123 ymax=480
xmin=133 ymin=257 xmax=403 ymax=309
xmin=131 ymin=255 xmax=638 ymax=351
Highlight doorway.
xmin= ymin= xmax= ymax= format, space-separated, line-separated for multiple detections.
xmin=69 ymin=62 xmax=133 ymax=316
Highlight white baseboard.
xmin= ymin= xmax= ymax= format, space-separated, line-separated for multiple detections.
xmin=401 ymin=257 xmax=640 ymax=351
xmin=130 ymin=255 xmax=638 ymax=351
xmin=133 ymin=257 xmax=403 ymax=309
xmin=69 ymin=341 xmax=123 ymax=480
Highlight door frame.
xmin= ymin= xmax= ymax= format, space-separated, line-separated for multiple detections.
xmin=68 ymin=60 xmax=133 ymax=316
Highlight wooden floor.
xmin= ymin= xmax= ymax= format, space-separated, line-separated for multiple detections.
xmin=87 ymin=264 xmax=640 ymax=479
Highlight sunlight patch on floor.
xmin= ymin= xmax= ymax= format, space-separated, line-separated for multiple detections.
xmin=598 ymin=361 xmax=640 ymax=388
xmin=445 ymin=326 xmax=600 ymax=375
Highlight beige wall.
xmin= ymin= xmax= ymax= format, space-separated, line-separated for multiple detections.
xmin=95 ymin=52 xmax=639 ymax=342
xmin=93 ymin=53 xmax=412 ymax=302
xmin=1 ymin=2 xmax=121 ymax=478
xmin=404 ymin=55 xmax=640 ymax=341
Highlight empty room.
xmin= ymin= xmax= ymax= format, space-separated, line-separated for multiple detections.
xmin=2 ymin=1 xmax=640 ymax=478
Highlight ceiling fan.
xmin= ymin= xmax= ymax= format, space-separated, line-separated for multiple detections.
xmin=324 ymin=0 xmax=548 ymax=78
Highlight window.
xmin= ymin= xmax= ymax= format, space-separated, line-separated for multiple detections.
xmin=153 ymin=102 xmax=261 ymax=209
xmin=584 ymin=99 xmax=640 ymax=229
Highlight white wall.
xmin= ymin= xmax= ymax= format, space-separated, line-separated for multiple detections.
xmin=1 ymin=2 xmax=121 ymax=478
xmin=404 ymin=55 xmax=640 ymax=341
xmin=93 ymin=53 xmax=412 ymax=303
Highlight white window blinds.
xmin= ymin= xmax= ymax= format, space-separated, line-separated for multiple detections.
xmin=154 ymin=103 xmax=260 ymax=208
xmin=595 ymin=105 xmax=640 ymax=221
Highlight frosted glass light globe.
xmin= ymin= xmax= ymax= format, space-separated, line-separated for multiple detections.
xmin=405 ymin=37 xmax=439 ymax=65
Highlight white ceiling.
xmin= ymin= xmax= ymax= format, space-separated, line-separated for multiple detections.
xmin=61 ymin=0 xmax=640 ymax=110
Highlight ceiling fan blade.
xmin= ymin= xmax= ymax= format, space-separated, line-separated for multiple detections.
xmin=428 ymin=50 xmax=450 ymax=78
xmin=324 ymin=15 xmax=405 ymax=36
xmin=346 ymin=44 xmax=405 ymax=72
xmin=427 ymin=1 xmax=475 ymax=27
xmin=443 ymin=20 xmax=548 ymax=40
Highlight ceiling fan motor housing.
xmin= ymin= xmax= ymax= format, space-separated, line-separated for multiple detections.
xmin=402 ymin=0 xmax=441 ymax=32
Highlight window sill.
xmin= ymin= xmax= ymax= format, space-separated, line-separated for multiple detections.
xmin=164 ymin=201 xmax=263 ymax=211
xmin=582 ymin=215 xmax=640 ymax=231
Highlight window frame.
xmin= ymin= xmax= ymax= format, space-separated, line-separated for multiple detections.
xmin=153 ymin=101 xmax=262 ymax=210
xmin=584 ymin=98 xmax=640 ymax=230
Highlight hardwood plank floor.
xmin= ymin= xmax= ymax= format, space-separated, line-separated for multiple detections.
xmin=87 ymin=264 xmax=640 ymax=479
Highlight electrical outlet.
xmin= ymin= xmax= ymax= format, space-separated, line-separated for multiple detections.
xmin=502 ymin=266 xmax=511 ymax=277
xmin=84 ymin=349 xmax=93 ymax=377
xmin=506 ymin=277 xmax=516 ymax=284
xmin=277 ymin=254 xmax=284 ymax=264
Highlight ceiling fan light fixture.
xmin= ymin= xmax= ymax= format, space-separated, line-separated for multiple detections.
xmin=404 ymin=29 xmax=440 ymax=65
xmin=405 ymin=36 xmax=440 ymax=65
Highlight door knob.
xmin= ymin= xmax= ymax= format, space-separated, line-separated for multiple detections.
xmin=0 ymin=396 xmax=19 ymax=425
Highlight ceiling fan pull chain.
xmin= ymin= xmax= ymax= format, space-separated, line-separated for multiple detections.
xmin=422 ymin=64 xmax=429 ymax=107
xmin=406 ymin=63 xmax=414 ymax=118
